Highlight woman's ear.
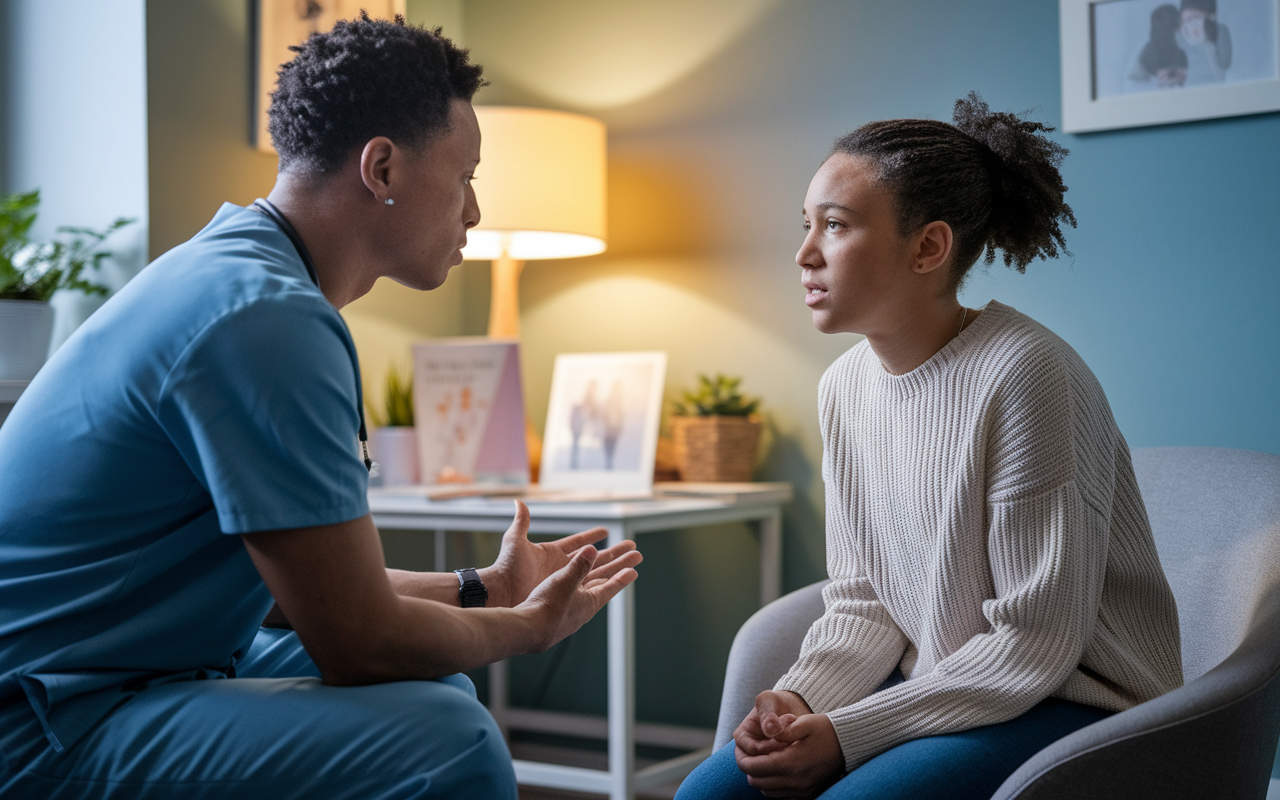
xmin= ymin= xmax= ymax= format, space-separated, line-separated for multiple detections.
xmin=912 ymin=221 xmax=954 ymax=275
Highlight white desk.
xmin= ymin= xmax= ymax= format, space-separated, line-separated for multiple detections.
xmin=368 ymin=483 xmax=792 ymax=800
xmin=0 ymin=380 xmax=30 ymax=427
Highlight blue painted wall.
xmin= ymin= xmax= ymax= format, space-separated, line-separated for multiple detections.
xmin=789 ymin=0 xmax=1280 ymax=455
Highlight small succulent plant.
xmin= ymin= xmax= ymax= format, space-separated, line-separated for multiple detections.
xmin=673 ymin=373 xmax=760 ymax=417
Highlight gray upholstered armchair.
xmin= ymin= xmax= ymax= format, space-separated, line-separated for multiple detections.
xmin=713 ymin=447 xmax=1280 ymax=799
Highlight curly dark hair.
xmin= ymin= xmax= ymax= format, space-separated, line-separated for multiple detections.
xmin=267 ymin=12 xmax=487 ymax=175
xmin=832 ymin=92 xmax=1076 ymax=288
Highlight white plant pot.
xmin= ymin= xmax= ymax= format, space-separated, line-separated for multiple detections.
xmin=0 ymin=299 xmax=55 ymax=381
xmin=371 ymin=426 xmax=420 ymax=487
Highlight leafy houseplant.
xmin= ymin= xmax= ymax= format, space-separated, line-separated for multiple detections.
xmin=367 ymin=364 xmax=419 ymax=486
xmin=366 ymin=363 xmax=415 ymax=428
xmin=1 ymin=190 xmax=133 ymax=302
xmin=0 ymin=189 xmax=135 ymax=381
xmin=670 ymin=374 xmax=763 ymax=483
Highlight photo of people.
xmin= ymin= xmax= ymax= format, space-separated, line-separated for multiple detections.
xmin=1092 ymin=0 xmax=1276 ymax=98
xmin=541 ymin=352 xmax=667 ymax=492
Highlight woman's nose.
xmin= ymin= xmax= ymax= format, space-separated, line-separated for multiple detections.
xmin=796 ymin=233 xmax=821 ymax=269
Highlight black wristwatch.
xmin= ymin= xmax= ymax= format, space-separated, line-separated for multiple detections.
xmin=454 ymin=567 xmax=488 ymax=608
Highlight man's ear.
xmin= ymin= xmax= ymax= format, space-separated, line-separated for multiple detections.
xmin=359 ymin=137 xmax=396 ymax=204
xmin=912 ymin=221 xmax=954 ymax=275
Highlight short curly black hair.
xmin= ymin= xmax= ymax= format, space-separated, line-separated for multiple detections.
xmin=267 ymin=13 xmax=486 ymax=175
xmin=833 ymin=92 xmax=1076 ymax=288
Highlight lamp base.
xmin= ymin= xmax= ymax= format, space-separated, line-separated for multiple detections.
xmin=485 ymin=254 xmax=540 ymax=479
xmin=487 ymin=254 xmax=524 ymax=339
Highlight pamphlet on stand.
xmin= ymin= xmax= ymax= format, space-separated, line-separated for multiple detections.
xmin=411 ymin=338 xmax=529 ymax=487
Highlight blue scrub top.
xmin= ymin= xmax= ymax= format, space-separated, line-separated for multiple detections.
xmin=0 ymin=203 xmax=370 ymax=751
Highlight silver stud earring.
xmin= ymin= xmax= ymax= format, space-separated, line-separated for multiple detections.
xmin=385 ymin=198 xmax=395 ymax=206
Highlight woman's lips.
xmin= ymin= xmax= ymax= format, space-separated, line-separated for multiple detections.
xmin=804 ymin=284 xmax=828 ymax=307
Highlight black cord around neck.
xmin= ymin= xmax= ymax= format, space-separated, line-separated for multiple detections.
xmin=249 ymin=199 xmax=373 ymax=472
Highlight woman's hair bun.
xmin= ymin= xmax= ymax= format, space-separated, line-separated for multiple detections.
xmin=832 ymin=92 xmax=1076 ymax=286
xmin=951 ymin=91 xmax=1076 ymax=272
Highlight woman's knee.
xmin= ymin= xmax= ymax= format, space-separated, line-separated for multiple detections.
xmin=676 ymin=741 xmax=760 ymax=800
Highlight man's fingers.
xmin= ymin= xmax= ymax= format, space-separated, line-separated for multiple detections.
xmin=504 ymin=500 xmax=531 ymax=541
xmin=585 ymin=565 xmax=637 ymax=602
xmin=585 ymin=548 xmax=642 ymax=584
xmin=564 ymin=544 xmax=597 ymax=581
xmin=554 ymin=526 xmax=608 ymax=554
xmin=586 ymin=539 xmax=637 ymax=571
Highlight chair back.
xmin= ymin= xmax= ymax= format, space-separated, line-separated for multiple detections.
xmin=1133 ymin=447 xmax=1280 ymax=682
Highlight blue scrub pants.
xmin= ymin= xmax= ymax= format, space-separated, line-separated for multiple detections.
xmin=675 ymin=696 xmax=1109 ymax=800
xmin=0 ymin=629 xmax=517 ymax=800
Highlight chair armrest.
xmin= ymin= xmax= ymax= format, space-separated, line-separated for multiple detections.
xmin=713 ymin=580 xmax=829 ymax=749
xmin=991 ymin=584 xmax=1280 ymax=800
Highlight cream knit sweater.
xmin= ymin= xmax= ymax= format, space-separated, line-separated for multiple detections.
xmin=775 ymin=301 xmax=1183 ymax=771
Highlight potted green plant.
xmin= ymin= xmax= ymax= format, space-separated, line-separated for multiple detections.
xmin=670 ymin=373 xmax=763 ymax=482
xmin=366 ymin=364 xmax=419 ymax=486
xmin=0 ymin=189 xmax=134 ymax=381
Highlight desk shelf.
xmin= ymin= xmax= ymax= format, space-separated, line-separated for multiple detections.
xmin=0 ymin=379 xmax=30 ymax=404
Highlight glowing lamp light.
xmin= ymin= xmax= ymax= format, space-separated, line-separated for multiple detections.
xmin=461 ymin=106 xmax=607 ymax=339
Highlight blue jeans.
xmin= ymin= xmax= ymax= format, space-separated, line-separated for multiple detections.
xmin=0 ymin=628 xmax=517 ymax=800
xmin=676 ymin=696 xmax=1110 ymax=800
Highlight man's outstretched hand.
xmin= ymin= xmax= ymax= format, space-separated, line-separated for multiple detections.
xmin=516 ymin=540 xmax=640 ymax=652
xmin=733 ymin=690 xmax=844 ymax=799
xmin=481 ymin=500 xmax=640 ymax=608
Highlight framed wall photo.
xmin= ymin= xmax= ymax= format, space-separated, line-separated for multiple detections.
xmin=1061 ymin=0 xmax=1280 ymax=132
xmin=254 ymin=0 xmax=405 ymax=152
xmin=540 ymin=352 xmax=668 ymax=494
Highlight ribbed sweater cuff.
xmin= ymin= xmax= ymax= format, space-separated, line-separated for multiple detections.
xmin=771 ymin=629 xmax=904 ymax=713
xmin=823 ymin=685 xmax=976 ymax=770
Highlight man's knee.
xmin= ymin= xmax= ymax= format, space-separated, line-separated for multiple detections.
xmin=384 ymin=680 xmax=516 ymax=798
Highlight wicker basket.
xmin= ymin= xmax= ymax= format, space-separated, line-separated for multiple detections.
xmin=671 ymin=415 xmax=762 ymax=482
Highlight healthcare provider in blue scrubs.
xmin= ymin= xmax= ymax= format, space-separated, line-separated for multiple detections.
xmin=0 ymin=14 xmax=641 ymax=800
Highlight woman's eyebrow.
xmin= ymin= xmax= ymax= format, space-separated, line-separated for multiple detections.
xmin=816 ymin=201 xmax=856 ymax=214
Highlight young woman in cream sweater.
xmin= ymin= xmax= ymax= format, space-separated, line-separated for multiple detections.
xmin=677 ymin=94 xmax=1182 ymax=800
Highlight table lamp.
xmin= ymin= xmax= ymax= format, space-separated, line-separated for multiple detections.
xmin=461 ymin=106 xmax=607 ymax=339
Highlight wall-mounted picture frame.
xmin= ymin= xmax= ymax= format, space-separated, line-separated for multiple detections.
xmin=1060 ymin=0 xmax=1280 ymax=132
xmin=540 ymin=352 xmax=668 ymax=494
xmin=254 ymin=0 xmax=405 ymax=152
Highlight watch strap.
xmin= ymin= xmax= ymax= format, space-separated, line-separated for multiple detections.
xmin=454 ymin=567 xmax=488 ymax=608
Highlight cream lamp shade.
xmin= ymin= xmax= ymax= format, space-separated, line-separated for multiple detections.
xmin=462 ymin=106 xmax=607 ymax=338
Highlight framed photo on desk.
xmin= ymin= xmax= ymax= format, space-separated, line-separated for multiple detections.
xmin=540 ymin=351 xmax=667 ymax=493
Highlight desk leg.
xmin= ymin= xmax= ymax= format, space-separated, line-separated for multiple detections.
xmin=488 ymin=658 xmax=510 ymax=739
xmin=434 ymin=529 xmax=447 ymax=573
xmin=606 ymin=523 xmax=635 ymax=800
xmin=760 ymin=511 xmax=782 ymax=606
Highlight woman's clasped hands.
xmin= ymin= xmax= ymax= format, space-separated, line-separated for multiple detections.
xmin=732 ymin=690 xmax=845 ymax=799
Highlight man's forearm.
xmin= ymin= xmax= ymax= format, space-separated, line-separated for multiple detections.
xmin=335 ymin=593 xmax=546 ymax=684
xmin=387 ymin=567 xmax=508 ymax=607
